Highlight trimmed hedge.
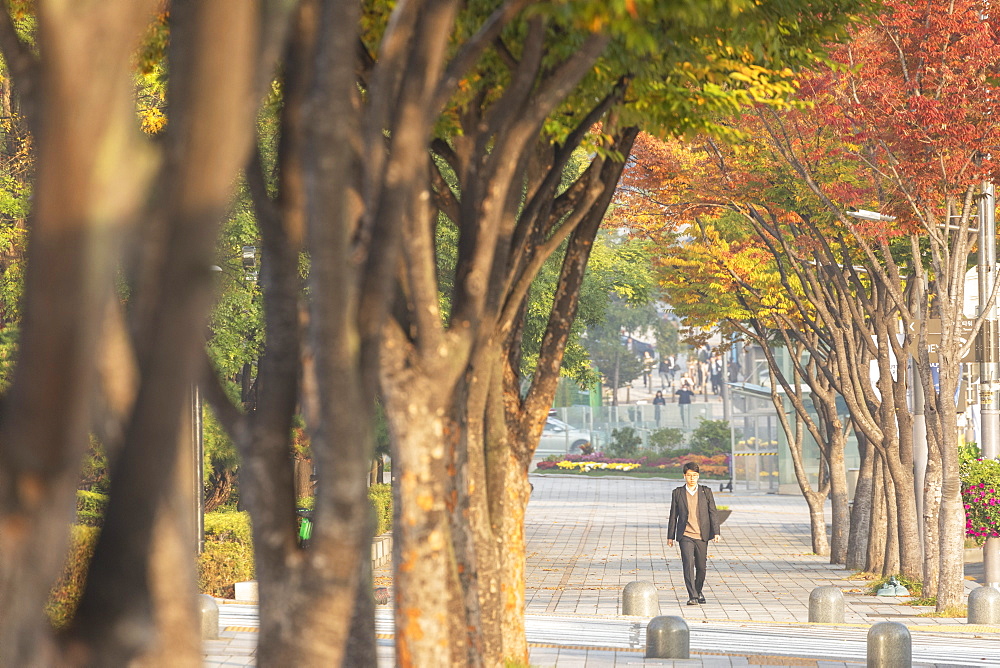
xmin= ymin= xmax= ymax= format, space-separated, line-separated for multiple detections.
xmin=200 ymin=511 xmax=254 ymax=598
xmin=369 ymin=483 xmax=391 ymax=535
xmin=49 ymin=484 xmax=392 ymax=614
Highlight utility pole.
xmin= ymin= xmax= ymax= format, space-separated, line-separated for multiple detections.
xmin=977 ymin=181 xmax=999 ymax=587
xmin=721 ymin=345 xmax=734 ymax=492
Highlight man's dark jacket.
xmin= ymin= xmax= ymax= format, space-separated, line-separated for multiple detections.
xmin=667 ymin=484 xmax=720 ymax=541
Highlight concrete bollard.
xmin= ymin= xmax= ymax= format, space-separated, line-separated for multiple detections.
xmin=867 ymin=621 xmax=911 ymax=668
xmin=234 ymin=580 xmax=259 ymax=602
xmin=808 ymin=586 xmax=845 ymax=623
xmin=968 ymin=586 xmax=1000 ymax=625
xmin=199 ymin=594 xmax=220 ymax=640
xmin=645 ymin=616 xmax=689 ymax=659
xmin=622 ymin=581 xmax=660 ymax=616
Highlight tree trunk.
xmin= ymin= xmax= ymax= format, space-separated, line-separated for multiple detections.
xmin=847 ymin=434 xmax=875 ymax=571
xmin=0 ymin=0 xmax=159 ymax=662
xmin=882 ymin=461 xmax=900 ymax=576
xmin=203 ymin=466 xmax=235 ymax=513
xmin=134 ymin=429 xmax=202 ymax=667
xmin=293 ymin=457 xmax=314 ymax=500
xmin=921 ymin=420 xmax=942 ymax=598
xmin=828 ymin=434 xmax=850 ymax=564
xmin=805 ymin=491 xmax=831 ymax=557
xmin=496 ymin=455 xmax=532 ymax=662
xmin=935 ymin=396 xmax=965 ymax=610
xmin=383 ymin=378 xmax=461 ymax=666
xmin=867 ymin=458 xmax=888 ymax=573
xmin=886 ymin=459 xmax=919 ymax=578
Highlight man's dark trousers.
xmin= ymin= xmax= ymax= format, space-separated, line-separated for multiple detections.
xmin=679 ymin=535 xmax=708 ymax=600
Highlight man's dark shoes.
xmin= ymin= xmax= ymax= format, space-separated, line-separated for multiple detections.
xmin=697 ymin=596 xmax=707 ymax=604
xmin=686 ymin=598 xmax=699 ymax=605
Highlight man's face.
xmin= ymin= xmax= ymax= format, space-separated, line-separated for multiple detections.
xmin=684 ymin=470 xmax=699 ymax=485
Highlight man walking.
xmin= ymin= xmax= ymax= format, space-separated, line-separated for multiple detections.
xmin=667 ymin=463 xmax=721 ymax=605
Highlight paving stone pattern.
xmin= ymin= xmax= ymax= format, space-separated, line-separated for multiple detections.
xmin=204 ymin=474 xmax=1000 ymax=667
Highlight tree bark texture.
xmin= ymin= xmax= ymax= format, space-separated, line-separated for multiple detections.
xmin=0 ymin=1 xmax=161 ymax=664
xmin=846 ymin=434 xmax=875 ymax=571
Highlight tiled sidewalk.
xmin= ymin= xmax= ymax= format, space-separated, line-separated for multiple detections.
xmin=204 ymin=474 xmax=1000 ymax=666
xmin=524 ymin=476 xmax=982 ymax=625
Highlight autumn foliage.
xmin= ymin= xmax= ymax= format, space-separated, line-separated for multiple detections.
xmin=611 ymin=0 xmax=1000 ymax=610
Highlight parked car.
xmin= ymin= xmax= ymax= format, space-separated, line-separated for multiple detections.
xmin=536 ymin=416 xmax=591 ymax=457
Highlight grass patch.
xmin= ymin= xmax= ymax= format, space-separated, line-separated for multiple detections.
xmin=902 ymin=597 xmax=936 ymax=606
xmin=866 ymin=574 xmax=922 ymax=596
xmin=849 ymin=572 xmax=923 ymax=597
xmin=918 ymin=605 xmax=966 ymax=618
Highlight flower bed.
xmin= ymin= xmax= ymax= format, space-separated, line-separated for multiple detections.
xmin=536 ymin=453 xmax=729 ymax=477
xmin=961 ymin=456 xmax=1000 ymax=540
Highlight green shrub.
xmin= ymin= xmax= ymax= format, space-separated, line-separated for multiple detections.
xmin=199 ymin=539 xmax=255 ymax=599
xmin=605 ymin=427 xmax=643 ymax=458
xmin=46 ymin=525 xmax=99 ymax=628
xmin=199 ymin=510 xmax=254 ymax=598
xmin=369 ymin=483 xmax=392 ymax=535
xmin=204 ymin=509 xmax=253 ymax=544
xmin=52 ymin=487 xmax=394 ymax=604
xmin=648 ymin=427 xmax=686 ymax=452
xmin=688 ymin=419 xmax=730 ymax=456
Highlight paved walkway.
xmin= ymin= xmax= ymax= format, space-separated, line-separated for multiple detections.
xmin=204 ymin=475 xmax=1000 ymax=667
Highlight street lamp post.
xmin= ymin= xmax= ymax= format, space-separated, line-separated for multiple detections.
xmin=977 ymin=182 xmax=1000 ymax=587
xmin=192 ymin=384 xmax=205 ymax=554
xmin=193 ymin=264 xmax=225 ymax=555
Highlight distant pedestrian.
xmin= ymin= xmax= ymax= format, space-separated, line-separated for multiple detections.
xmin=675 ymin=381 xmax=694 ymax=429
xmin=693 ymin=360 xmax=705 ymax=395
xmin=667 ymin=462 xmax=721 ymax=606
xmin=642 ymin=351 xmax=655 ymax=388
xmin=653 ymin=390 xmax=666 ymax=425
xmin=709 ymin=353 xmax=723 ymax=395
xmin=659 ymin=355 xmax=676 ymax=389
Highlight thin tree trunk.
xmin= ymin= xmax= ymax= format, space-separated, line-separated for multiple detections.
xmin=922 ymin=418 xmax=942 ymax=598
xmin=935 ymin=400 xmax=965 ymax=610
xmin=828 ymin=434 xmax=850 ymax=564
xmin=847 ymin=434 xmax=875 ymax=571
xmin=883 ymin=461 xmax=900 ymax=576
xmin=867 ymin=457 xmax=888 ymax=573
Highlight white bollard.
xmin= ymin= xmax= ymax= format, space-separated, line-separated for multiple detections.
xmin=622 ymin=581 xmax=660 ymax=616
xmin=199 ymin=595 xmax=220 ymax=640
